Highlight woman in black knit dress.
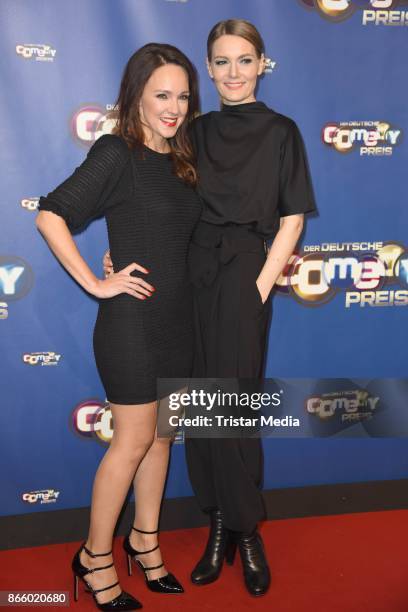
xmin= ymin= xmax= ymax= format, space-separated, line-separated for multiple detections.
xmin=36 ymin=44 xmax=201 ymax=611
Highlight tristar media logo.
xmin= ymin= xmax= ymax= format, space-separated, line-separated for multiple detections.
xmin=323 ymin=121 xmax=402 ymax=156
xmin=299 ymin=0 xmax=408 ymax=25
xmin=71 ymin=104 xmax=117 ymax=147
xmin=276 ymin=241 xmax=408 ymax=308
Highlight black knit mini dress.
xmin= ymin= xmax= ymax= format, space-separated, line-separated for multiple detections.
xmin=38 ymin=134 xmax=202 ymax=404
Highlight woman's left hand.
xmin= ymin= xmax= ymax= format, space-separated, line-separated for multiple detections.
xmin=256 ymin=279 xmax=270 ymax=304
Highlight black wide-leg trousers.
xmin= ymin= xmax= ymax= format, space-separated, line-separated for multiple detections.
xmin=185 ymin=222 xmax=271 ymax=533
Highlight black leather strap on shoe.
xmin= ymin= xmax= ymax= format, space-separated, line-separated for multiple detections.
xmin=132 ymin=526 xmax=159 ymax=534
xmin=83 ymin=544 xmax=113 ymax=558
xmin=139 ymin=562 xmax=164 ymax=571
xmin=92 ymin=580 xmax=120 ymax=595
xmin=133 ymin=544 xmax=160 ymax=555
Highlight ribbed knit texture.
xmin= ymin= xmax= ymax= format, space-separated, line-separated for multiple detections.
xmin=39 ymin=135 xmax=202 ymax=404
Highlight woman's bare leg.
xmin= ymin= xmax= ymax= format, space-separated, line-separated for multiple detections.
xmin=79 ymin=401 xmax=157 ymax=604
xmin=129 ymin=432 xmax=172 ymax=580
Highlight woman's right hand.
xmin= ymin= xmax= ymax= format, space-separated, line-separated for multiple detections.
xmin=91 ymin=262 xmax=155 ymax=300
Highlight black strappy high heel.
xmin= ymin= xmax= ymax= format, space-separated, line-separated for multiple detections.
xmin=123 ymin=527 xmax=184 ymax=594
xmin=72 ymin=542 xmax=142 ymax=610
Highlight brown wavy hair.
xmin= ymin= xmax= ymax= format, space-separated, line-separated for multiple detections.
xmin=207 ymin=19 xmax=265 ymax=61
xmin=112 ymin=43 xmax=199 ymax=186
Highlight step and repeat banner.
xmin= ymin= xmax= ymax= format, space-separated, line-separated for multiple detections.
xmin=1 ymin=0 xmax=407 ymax=517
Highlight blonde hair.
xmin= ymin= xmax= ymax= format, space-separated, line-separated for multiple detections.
xmin=207 ymin=19 xmax=265 ymax=61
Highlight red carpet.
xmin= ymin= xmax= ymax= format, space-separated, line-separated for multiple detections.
xmin=0 ymin=510 xmax=407 ymax=611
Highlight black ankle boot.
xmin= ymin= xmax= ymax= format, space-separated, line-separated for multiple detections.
xmin=235 ymin=528 xmax=271 ymax=596
xmin=191 ymin=509 xmax=236 ymax=585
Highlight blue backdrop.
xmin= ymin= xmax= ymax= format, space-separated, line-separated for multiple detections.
xmin=1 ymin=0 xmax=407 ymax=517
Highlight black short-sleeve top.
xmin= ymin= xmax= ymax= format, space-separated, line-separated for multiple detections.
xmin=37 ymin=134 xmax=131 ymax=232
xmin=191 ymin=100 xmax=317 ymax=239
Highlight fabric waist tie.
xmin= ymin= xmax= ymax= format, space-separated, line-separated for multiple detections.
xmin=188 ymin=221 xmax=267 ymax=288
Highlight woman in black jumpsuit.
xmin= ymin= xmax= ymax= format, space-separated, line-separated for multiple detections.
xmin=185 ymin=20 xmax=317 ymax=596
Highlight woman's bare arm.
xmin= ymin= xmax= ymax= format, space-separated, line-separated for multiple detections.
xmin=36 ymin=210 xmax=154 ymax=299
xmin=256 ymin=213 xmax=304 ymax=302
